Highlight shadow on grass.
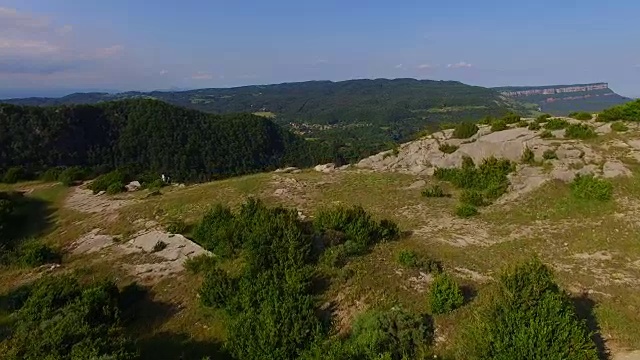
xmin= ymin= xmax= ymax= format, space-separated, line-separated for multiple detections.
xmin=1 ymin=191 xmax=56 ymax=248
xmin=137 ymin=332 xmax=231 ymax=360
xmin=572 ymin=293 xmax=609 ymax=360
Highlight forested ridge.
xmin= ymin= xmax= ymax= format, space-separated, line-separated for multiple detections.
xmin=0 ymin=99 xmax=328 ymax=182
xmin=1 ymin=79 xmax=522 ymax=159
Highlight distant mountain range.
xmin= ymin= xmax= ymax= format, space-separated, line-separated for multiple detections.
xmin=493 ymin=83 xmax=630 ymax=115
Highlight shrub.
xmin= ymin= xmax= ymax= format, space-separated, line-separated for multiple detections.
xmin=598 ymin=99 xmax=640 ymax=122
xmin=397 ymin=249 xmax=420 ymax=268
xmin=145 ymin=178 xmax=165 ymax=190
xmin=434 ymin=157 xmax=515 ymax=203
xmin=438 ymin=143 xmax=459 ymax=154
xmin=542 ymin=149 xmax=558 ymax=160
xmin=2 ymin=275 xmax=138 ymax=360
xmin=569 ymin=111 xmax=593 ymax=121
xmin=88 ymin=170 xmax=128 ymax=194
xmin=571 ymin=174 xmax=612 ymax=201
xmin=490 ymin=120 xmax=508 ymax=132
xmin=184 ymin=254 xmax=217 ymax=274
xmin=565 ymin=123 xmax=597 ymax=139
xmin=40 ymin=167 xmax=63 ymax=182
xmin=429 ymin=273 xmax=464 ymax=314
xmin=57 ymin=167 xmax=87 ymax=186
xmin=459 ymin=190 xmax=485 ymax=207
xmin=2 ymin=167 xmax=26 ymax=184
xmin=166 ymin=219 xmax=187 ymax=234
xmin=192 ymin=204 xmax=239 ymax=257
xmin=452 ymin=122 xmax=479 ymax=139
xmin=15 ymin=240 xmax=61 ymax=267
xmin=461 ymin=259 xmax=598 ymax=360
xmin=611 ymin=121 xmax=629 ymax=132
xmin=521 ymin=146 xmax=535 ymax=164
xmin=477 ymin=116 xmax=495 ymax=125
xmin=348 ymin=308 xmax=434 ymax=359
xmin=516 ymin=120 xmax=529 ymax=128
xmin=199 ymin=267 xmax=236 ymax=308
xmin=540 ymin=130 xmax=554 ymax=139
xmin=544 ymin=118 xmax=569 ymax=130
xmin=528 ymin=122 xmax=541 ymax=131
xmin=455 ymin=203 xmax=478 ymax=218
xmin=501 ymin=112 xmax=521 ymax=124
xmin=536 ymin=114 xmax=552 ymax=123
xmin=421 ymin=184 xmax=448 ymax=198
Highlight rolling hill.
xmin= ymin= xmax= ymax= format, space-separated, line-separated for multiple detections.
xmin=494 ymin=83 xmax=631 ymax=115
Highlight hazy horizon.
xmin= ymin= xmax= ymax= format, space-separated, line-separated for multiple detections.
xmin=1 ymin=0 xmax=639 ymax=98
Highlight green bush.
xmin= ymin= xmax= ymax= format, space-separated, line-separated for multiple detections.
xmin=571 ymin=174 xmax=612 ymax=201
xmin=490 ymin=120 xmax=508 ymax=132
xmin=2 ymin=275 xmax=138 ymax=360
xmin=565 ymin=123 xmax=597 ymax=139
xmin=569 ymin=111 xmax=593 ymax=120
xmin=88 ymin=170 xmax=128 ymax=194
xmin=453 ymin=122 xmax=479 ymax=139
xmin=527 ymin=122 xmax=541 ymax=131
xmin=145 ymin=178 xmax=165 ymax=190
xmin=459 ymin=190 xmax=485 ymax=207
xmin=57 ymin=167 xmax=87 ymax=186
xmin=2 ymin=167 xmax=26 ymax=184
xmin=184 ymin=254 xmax=217 ymax=274
xmin=429 ymin=273 xmax=464 ymax=314
xmin=544 ymin=118 xmax=569 ymax=130
xmin=397 ymin=250 xmax=420 ymax=268
xmin=542 ymin=149 xmax=558 ymax=160
xmin=15 ymin=240 xmax=61 ymax=267
xmin=350 ymin=308 xmax=434 ymax=359
xmin=477 ymin=116 xmax=495 ymax=125
xmin=521 ymin=146 xmax=535 ymax=164
xmin=516 ymin=120 xmax=529 ymax=128
xmin=434 ymin=157 xmax=515 ymax=203
xmin=40 ymin=167 xmax=63 ymax=182
xmin=192 ymin=204 xmax=239 ymax=257
xmin=536 ymin=114 xmax=552 ymax=123
xmin=199 ymin=268 xmax=236 ymax=308
xmin=455 ymin=203 xmax=478 ymax=218
xmin=421 ymin=184 xmax=448 ymax=198
xmin=501 ymin=113 xmax=521 ymax=124
xmin=540 ymin=130 xmax=554 ymax=139
xmin=166 ymin=219 xmax=187 ymax=234
xmin=598 ymin=99 xmax=640 ymax=122
xmin=461 ymin=259 xmax=598 ymax=360
xmin=438 ymin=143 xmax=459 ymax=154
xmin=611 ymin=121 xmax=629 ymax=132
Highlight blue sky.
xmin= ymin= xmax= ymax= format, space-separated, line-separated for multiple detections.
xmin=1 ymin=0 xmax=639 ymax=98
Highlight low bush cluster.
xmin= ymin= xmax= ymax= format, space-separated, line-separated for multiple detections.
xmin=88 ymin=170 xmax=128 ymax=194
xmin=502 ymin=112 xmax=521 ymax=124
xmin=460 ymin=259 xmax=598 ymax=360
xmin=543 ymin=149 xmax=558 ymax=160
xmin=597 ymin=99 xmax=640 ymax=122
xmin=569 ymin=111 xmax=593 ymax=120
xmin=516 ymin=120 xmax=529 ymax=128
xmin=527 ymin=121 xmax=541 ymax=131
xmin=421 ymin=184 xmax=448 ymax=198
xmin=1 ymin=276 xmax=138 ymax=360
xmin=438 ymin=143 xmax=459 ymax=154
xmin=521 ymin=146 xmax=535 ymax=164
xmin=429 ymin=273 xmax=464 ymax=315
xmin=455 ymin=203 xmax=478 ymax=218
xmin=611 ymin=121 xmax=629 ymax=132
xmin=540 ymin=130 xmax=554 ymax=139
xmin=565 ymin=123 xmax=597 ymax=139
xmin=544 ymin=118 xmax=569 ymax=130
xmin=453 ymin=122 xmax=479 ymax=139
xmin=396 ymin=249 xmax=442 ymax=273
xmin=490 ymin=120 xmax=508 ymax=132
xmin=2 ymin=167 xmax=27 ymax=184
xmin=536 ymin=114 xmax=552 ymax=123
xmin=571 ymin=174 xmax=613 ymax=201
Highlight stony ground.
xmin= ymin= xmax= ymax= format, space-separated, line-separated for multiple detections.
xmin=2 ymin=116 xmax=640 ymax=359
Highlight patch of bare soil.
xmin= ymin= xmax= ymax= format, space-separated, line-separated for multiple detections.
xmin=65 ymin=186 xmax=134 ymax=214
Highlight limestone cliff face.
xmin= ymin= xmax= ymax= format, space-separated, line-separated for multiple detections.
xmin=500 ymin=83 xmax=609 ymax=97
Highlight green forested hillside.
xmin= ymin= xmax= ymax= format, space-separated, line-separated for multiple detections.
xmin=0 ymin=99 xmax=327 ymax=182
xmin=2 ymin=79 xmax=521 ymax=156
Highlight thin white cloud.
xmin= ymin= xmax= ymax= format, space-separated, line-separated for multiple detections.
xmin=0 ymin=38 xmax=60 ymax=55
xmin=94 ymin=45 xmax=124 ymax=58
xmin=191 ymin=71 xmax=213 ymax=80
xmin=447 ymin=61 xmax=473 ymax=69
xmin=417 ymin=63 xmax=433 ymax=69
xmin=159 ymin=69 xmax=169 ymax=76
xmin=395 ymin=64 xmax=404 ymax=69
xmin=0 ymin=7 xmax=50 ymax=32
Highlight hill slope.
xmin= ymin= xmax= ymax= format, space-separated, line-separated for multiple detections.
xmin=0 ymin=99 xmax=323 ymax=182
xmin=495 ymin=83 xmax=630 ymax=115
xmin=1 ymin=79 xmax=522 ymax=158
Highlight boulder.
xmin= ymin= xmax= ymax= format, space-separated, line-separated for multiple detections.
xmin=126 ymin=181 xmax=142 ymax=192
xmin=603 ymin=160 xmax=632 ymax=178
xmin=314 ymin=163 xmax=336 ymax=173
xmin=274 ymin=167 xmax=299 ymax=174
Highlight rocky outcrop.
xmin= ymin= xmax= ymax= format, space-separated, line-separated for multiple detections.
xmin=500 ymin=83 xmax=609 ymax=97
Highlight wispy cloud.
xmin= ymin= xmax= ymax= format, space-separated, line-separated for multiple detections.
xmin=447 ymin=61 xmax=473 ymax=69
xmin=395 ymin=64 xmax=404 ymax=69
xmin=191 ymin=71 xmax=214 ymax=80
xmin=0 ymin=7 xmax=124 ymax=77
xmin=417 ymin=63 xmax=434 ymax=69
xmin=159 ymin=69 xmax=169 ymax=76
